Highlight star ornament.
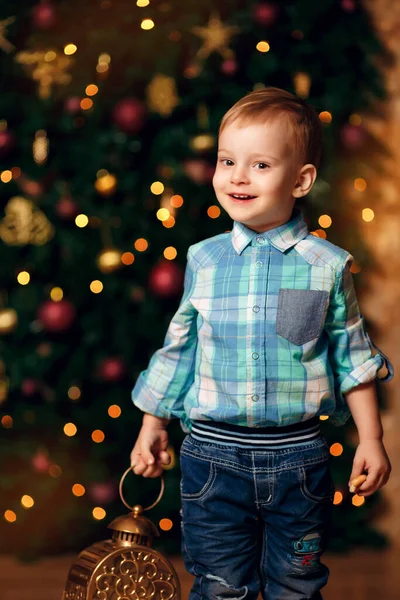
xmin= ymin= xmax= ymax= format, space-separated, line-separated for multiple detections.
xmin=192 ymin=13 xmax=239 ymax=60
xmin=0 ymin=17 xmax=16 ymax=53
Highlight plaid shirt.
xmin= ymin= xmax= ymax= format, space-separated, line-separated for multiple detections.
xmin=132 ymin=209 xmax=393 ymax=431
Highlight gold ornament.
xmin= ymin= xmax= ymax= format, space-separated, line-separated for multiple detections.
xmin=0 ymin=308 xmax=18 ymax=334
xmin=0 ymin=17 xmax=15 ymax=53
xmin=95 ymin=173 xmax=118 ymax=196
xmin=192 ymin=12 xmax=239 ymax=60
xmin=0 ymin=196 xmax=54 ymax=246
xmin=15 ymin=49 xmax=73 ymax=99
xmin=293 ymin=72 xmax=311 ymax=99
xmin=190 ymin=133 xmax=216 ymax=152
xmin=63 ymin=468 xmax=181 ymax=600
xmin=147 ymin=74 xmax=179 ymax=117
xmin=33 ymin=130 xmax=49 ymax=165
xmin=97 ymin=248 xmax=123 ymax=273
xmin=0 ymin=360 xmax=8 ymax=404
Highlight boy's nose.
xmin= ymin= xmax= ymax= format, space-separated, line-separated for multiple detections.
xmin=230 ymin=168 xmax=249 ymax=185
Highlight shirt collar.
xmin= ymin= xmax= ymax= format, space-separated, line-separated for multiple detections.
xmin=231 ymin=207 xmax=309 ymax=255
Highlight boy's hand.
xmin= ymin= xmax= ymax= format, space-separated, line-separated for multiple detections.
xmin=130 ymin=414 xmax=171 ymax=478
xmin=349 ymin=440 xmax=391 ymax=497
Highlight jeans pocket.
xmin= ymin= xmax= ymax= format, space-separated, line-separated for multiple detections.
xmin=276 ymin=288 xmax=329 ymax=345
xmin=180 ymin=454 xmax=216 ymax=501
xmin=299 ymin=460 xmax=335 ymax=504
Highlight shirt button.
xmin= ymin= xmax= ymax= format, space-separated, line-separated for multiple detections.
xmin=252 ymin=352 xmax=259 ymax=360
xmin=255 ymin=261 xmax=263 ymax=268
xmin=256 ymin=237 xmax=265 ymax=245
xmin=252 ymin=305 xmax=260 ymax=313
xmin=252 ymin=394 xmax=259 ymax=402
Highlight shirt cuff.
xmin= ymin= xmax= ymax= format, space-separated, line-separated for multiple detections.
xmin=131 ymin=373 xmax=173 ymax=420
xmin=339 ymin=353 xmax=385 ymax=396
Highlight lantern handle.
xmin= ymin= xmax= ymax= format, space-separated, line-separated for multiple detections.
xmin=119 ymin=465 xmax=165 ymax=512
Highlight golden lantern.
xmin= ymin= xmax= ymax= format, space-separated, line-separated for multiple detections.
xmin=63 ymin=468 xmax=181 ymax=599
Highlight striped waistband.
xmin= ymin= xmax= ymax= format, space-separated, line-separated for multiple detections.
xmin=189 ymin=417 xmax=321 ymax=450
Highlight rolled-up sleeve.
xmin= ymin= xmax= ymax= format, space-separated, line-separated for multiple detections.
xmin=325 ymin=254 xmax=393 ymax=420
xmin=131 ymin=247 xmax=199 ymax=421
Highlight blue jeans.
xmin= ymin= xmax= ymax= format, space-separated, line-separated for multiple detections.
xmin=180 ymin=433 xmax=335 ymax=599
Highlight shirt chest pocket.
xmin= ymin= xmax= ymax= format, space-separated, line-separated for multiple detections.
xmin=276 ymin=289 xmax=329 ymax=346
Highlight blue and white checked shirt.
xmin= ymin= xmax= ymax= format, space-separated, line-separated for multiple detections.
xmin=132 ymin=208 xmax=393 ymax=431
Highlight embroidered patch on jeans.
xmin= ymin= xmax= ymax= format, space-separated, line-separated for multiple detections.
xmin=292 ymin=532 xmax=322 ymax=568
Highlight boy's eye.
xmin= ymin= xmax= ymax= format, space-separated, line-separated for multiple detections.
xmin=220 ymin=159 xmax=234 ymax=166
xmin=255 ymin=162 xmax=270 ymax=170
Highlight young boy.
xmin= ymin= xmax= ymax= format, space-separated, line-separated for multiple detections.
xmin=130 ymin=87 xmax=394 ymax=599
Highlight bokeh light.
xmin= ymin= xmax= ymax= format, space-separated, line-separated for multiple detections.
xmin=4 ymin=510 xmax=17 ymax=523
xmin=21 ymin=495 xmax=34 ymax=508
xmin=64 ymin=44 xmax=77 ymax=55
xmin=108 ymin=404 xmax=122 ymax=418
xmin=318 ymin=215 xmax=332 ymax=228
xmin=17 ymin=271 xmax=30 ymax=285
xmin=93 ymin=507 xmax=106 ymax=520
xmin=170 ymin=195 xmax=184 ymax=208
xmin=72 ymin=484 xmax=86 ymax=497
xmin=256 ymin=41 xmax=270 ymax=52
xmin=333 ymin=491 xmax=343 ymax=505
xmin=352 ymin=494 xmax=365 ymax=507
xmin=330 ymin=443 xmax=343 ymax=457
xmin=50 ymin=287 xmax=63 ymax=302
xmin=207 ymin=205 xmax=221 ymax=219
xmin=354 ymin=178 xmax=367 ymax=192
xmin=151 ymin=181 xmax=165 ymax=195
xmin=159 ymin=518 xmax=173 ymax=531
xmin=362 ymin=208 xmax=374 ymax=222
xmin=319 ymin=111 xmax=332 ymax=124
xmin=90 ymin=280 xmax=104 ymax=294
xmin=141 ymin=19 xmax=155 ymax=30
xmin=92 ymin=429 xmax=105 ymax=443
xmin=134 ymin=238 xmax=148 ymax=252
xmin=164 ymin=247 xmax=177 ymax=260
xmin=64 ymin=422 xmax=77 ymax=437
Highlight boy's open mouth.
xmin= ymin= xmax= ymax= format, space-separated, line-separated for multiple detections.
xmin=229 ymin=194 xmax=257 ymax=200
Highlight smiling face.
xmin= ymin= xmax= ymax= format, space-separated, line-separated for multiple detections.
xmin=213 ymin=118 xmax=315 ymax=233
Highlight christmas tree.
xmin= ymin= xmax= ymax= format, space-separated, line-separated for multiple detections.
xmin=0 ymin=0 xmax=390 ymax=560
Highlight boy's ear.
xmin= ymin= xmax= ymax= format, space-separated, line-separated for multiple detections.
xmin=292 ymin=164 xmax=317 ymax=198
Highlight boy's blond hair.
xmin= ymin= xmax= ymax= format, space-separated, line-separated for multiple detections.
xmin=219 ymin=87 xmax=323 ymax=168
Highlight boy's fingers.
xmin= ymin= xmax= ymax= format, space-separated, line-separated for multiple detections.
xmin=159 ymin=450 xmax=171 ymax=464
xmin=349 ymin=473 xmax=367 ymax=492
xmin=132 ymin=457 xmax=147 ymax=475
xmin=142 ymin=463 xmax=164 ymax=478
xmin=358 ymin=470 xmax=380 ymax=495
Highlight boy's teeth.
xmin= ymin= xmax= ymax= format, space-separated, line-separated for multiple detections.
xmin=232 ymin=194 xmax=254 ymax=199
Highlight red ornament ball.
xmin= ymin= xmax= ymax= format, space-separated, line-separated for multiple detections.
xmin=20 ymin=177 xmax=44 ymax=198
xmin=32 ymin=1 xmax=58 ymax=29
xmin=32 ymin=450 xmax=51 ymax=473
xmin=98 ymin=357 xmax=126 ymax=382
xmin=148 ymin=260 xmax=184 ymax=298
xmin=183 ymin=159 xmax=214 ymax=185
xmin=37 ymin=299 xmax=76 ymax=332
xmin=340 ymin=123 xmax=367 ymax=150
xmin=89 ymin=481 xmax=117 ymax=504
xmin=0 ymin=130 xmax=15 ymax=155
xmin=112 ymin=98 xmax=146 ymax=134
xmin=55 ymin=195 xmax=79 ymax=219
xmin=253 ymin=2 xmax=279 ymax=26
xmin=21 ymin=378 xmax=38 ymax=396
xmin=64 ymin=96 xmax=81 ymax=115
xmin=221 ymin=59 xmax=237 ymax=76
xmin=341 ymin=0 xmax=356 ymax=12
